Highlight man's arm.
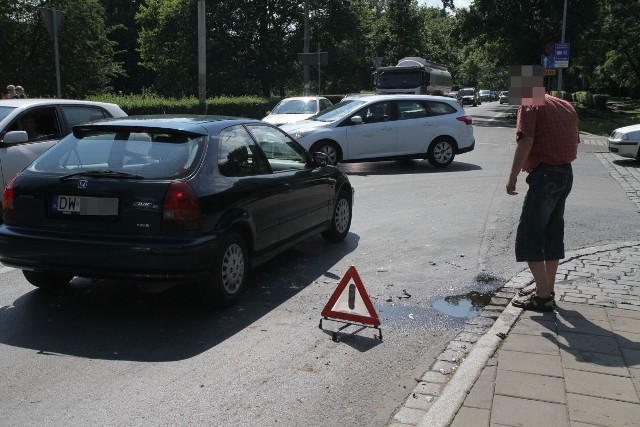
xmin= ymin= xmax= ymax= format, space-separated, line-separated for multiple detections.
xmin=506 ymin=135 xmax=533 ymax=195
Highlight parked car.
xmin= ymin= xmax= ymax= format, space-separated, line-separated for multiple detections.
xmin=457 ymin=87 xmax=480 ymax=106
xmin=0 ymin=99 xmax=126 ymax=189
xmin=262 ymin=96 xmax=333 ymax=126
xmin=280 ymin=94 xmax=475 ymax=168
xmin=490 ymin=91 xmax=499 ymax=101
xmin=608 ymin=124 xmax=640 ymax=161
xmin=479 ymin=89 xmax=491 ymax=102
xmin=0 ymin=116 xmax=353 ymax=307
xmin=499 ymin=91 xmax=509 ymax=104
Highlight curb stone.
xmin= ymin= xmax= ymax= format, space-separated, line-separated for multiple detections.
xmin=387 ymin=241 xmax=640 ymax=427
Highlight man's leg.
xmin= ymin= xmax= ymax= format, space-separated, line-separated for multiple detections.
xmin=527 ymin=261 xmax=552 ymax=299
xmin=545 ymin=259 xmax=559 ymax=294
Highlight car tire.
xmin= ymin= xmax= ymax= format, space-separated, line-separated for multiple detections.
xmin=427 ymin=138 xmax=455 ymax=168
xmin=23 ymin=270 xmax=73 ymax=290
xmin=198 ymin=231 xmax=249 ymax=308
xmin=321 ymin=189 xmax=352 ymax=243
xmin=311 ymin=140 xmax=340 ymax=166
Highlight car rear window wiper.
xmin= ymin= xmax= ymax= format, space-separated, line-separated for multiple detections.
xmin=59 ymin=170 xmax=144 ymax=181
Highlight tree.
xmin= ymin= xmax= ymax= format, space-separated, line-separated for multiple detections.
xmin=0 ymin=0 xmax=123 ymax=97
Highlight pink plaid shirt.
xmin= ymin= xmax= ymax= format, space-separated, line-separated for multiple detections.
xmin=516 ymin=94 xmax=579 ymax=172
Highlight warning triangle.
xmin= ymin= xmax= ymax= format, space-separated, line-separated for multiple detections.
xmin=321 ymin=266 xmax=380 ymax=327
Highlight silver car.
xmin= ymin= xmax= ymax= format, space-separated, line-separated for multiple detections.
xmin=608 ymin=124 xmax=640 ymax=161
xmin=0 ymin=99 xmax=126 ymax=188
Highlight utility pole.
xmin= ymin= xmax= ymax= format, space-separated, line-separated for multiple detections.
xmin=197 ymin=0 xmax=206 ymax=113
xmin=303 ymin=0 xmax=310 ymax=95
xmin=40 ymin=8 xmax=64 ymax=98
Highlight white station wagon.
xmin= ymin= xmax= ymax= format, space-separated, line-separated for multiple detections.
xmin=280 ymin=94 xmax=475 ymax=167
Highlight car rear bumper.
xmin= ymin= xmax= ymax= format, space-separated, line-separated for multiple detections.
xmin=0 ymin=226 xmax=220 ymax=282
xmin=457 ymin=140 xmax=475 ymax=154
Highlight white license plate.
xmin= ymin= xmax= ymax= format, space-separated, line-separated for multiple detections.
xmin=52 ymin=195 xmax=119 ymax=216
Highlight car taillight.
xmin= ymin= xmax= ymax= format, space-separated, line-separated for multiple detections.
xmin=162 ymin=181 xmax=201 ymax=231
xmin=456 ymin=115 xmax=473 ymax=125
xmin=2 ymin=176 xmax=17 ymax=220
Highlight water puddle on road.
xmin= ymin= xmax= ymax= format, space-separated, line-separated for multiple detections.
xmin=431 ymin=272 xmax=505 ymax=319
xmin=431 ymin=291 xmax=495 ymax=319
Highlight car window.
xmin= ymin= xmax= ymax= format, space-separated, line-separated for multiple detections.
xmin=0 ymin=106 xmax=15 ymax=122
xmin=245 ymin=124 xmax=307 ymax=172
xmin=423 ymin=101 xmax=457 ymax=116
xmin=320 ymin=99 xmax=332 ymax=111
xmin=311 ymin=100 xmax=366 ymax=122
xmin=29 ymin=129 xmax=203 ymax=179
xmin=218 ymin=125 xmax=270 ymax=177
xmin=61 ymin=106 xmax=108 ymax=127
xmin=357 ymin=101 xmax=393 ymax=124
xmin=397 ymin=101 xmax=427 ymax=120
xmin=4 ymin=107 xmax=62 ymax=143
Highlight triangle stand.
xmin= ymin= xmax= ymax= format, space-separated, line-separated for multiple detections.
xmin=319 ymin=266 xmax=382 ymax=342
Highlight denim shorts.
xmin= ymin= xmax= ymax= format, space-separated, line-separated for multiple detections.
xmin=515 ymin=163 xmax=573 ymax=262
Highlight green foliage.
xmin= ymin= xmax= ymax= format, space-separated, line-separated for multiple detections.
xmin=592 ymin=94 xmax=609 ymax=109
xmin=575 ymin=91 xmax=594 ymax=107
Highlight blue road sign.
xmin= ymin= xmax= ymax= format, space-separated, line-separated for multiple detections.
xmin=555 ymin=43 xmax=569 ymax=68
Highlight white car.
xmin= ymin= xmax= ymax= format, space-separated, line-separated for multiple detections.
xmin=262 ymin=96 xmax=333 ymax=126
xmin=0 ymin=99 xmax=127 ymax=188
xmin=280 ymin=94 xmax=475 ymax=167
xmin=608 ymin=124 xmax=640 ymax=161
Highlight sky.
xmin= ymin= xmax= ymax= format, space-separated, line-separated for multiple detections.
xmin=420 ymin=0 xmax=472 ymax=9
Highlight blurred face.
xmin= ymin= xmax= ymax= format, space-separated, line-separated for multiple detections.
xmin=509 ymin=65 xmax=545 ymax=106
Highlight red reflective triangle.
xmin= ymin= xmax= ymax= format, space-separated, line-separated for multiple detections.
xmin=321 ymin=266 xmax=380 ymax=326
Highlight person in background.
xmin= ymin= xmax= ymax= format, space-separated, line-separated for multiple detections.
xmin=15 ymin=86 xmax=26 ymax=98
xmin=6 ymin=84 xmax=16 ymax=98
xmin=506 ymin=64 xmax=580 ymax=312
xmin=1 ymin=87 xmax=11 ymax=99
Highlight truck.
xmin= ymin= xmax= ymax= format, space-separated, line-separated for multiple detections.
xmin=373 ymin=57 xmax=452 ymax=96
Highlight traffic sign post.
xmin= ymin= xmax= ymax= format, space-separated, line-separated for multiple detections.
xmin=40 ymin=7 xmax=64 ymax=98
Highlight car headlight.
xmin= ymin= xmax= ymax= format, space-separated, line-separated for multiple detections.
xmin=290 ymin=131 xmax=309 ymax=140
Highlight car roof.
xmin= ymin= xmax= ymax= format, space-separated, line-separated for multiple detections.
xmin=278 ymin=96 xmax=328 ymax=102
xmin=77 ymin=114 xmax=264 ymax=134
xmin=0 ymin=98 xmax=121 ymax=108
xmin=345 ymin=94 xmax=457 ymax=103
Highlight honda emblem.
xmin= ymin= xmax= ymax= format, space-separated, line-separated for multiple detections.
xmin=78 ymin=179 xmax=88 ymax=189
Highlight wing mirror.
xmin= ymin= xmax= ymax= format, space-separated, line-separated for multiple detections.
xmin=2 ymin=131 xmax=29 ymax=144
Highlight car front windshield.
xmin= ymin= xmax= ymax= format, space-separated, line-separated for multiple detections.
xmin=459 ymin=89 xmax=474 ymax=96
xmin=272 ymin=99 xmax=317 ymax=114
xmin=310 ymin=100 xmax=366 ymax=122
xmin=28 ymin=128 xmax=204 ymax=179
xmin=0 ymin=106 xmax=16 ymax=122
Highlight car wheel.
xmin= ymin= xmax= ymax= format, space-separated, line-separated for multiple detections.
xmin=311 ymin=141 xmax=340 ymax=166
xmin=198 ymin=231 xmax=248 ymax=307
xmin=23 ymin=270 xmax=73 ymax=290
xmin=321 ymin=189 xmax=352 ymax=243
xmin=427 ymin=138 xmax=455 ymax=168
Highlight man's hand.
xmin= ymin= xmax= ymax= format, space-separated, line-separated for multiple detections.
xmin=506 ymin=177 xmax=518 ymax=195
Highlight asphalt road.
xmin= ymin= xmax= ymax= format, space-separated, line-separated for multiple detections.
xmin=1 ymin=101 xmax=639 ymax=426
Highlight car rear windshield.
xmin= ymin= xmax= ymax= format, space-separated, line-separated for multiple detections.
xmin=459 ymin=89 xmax=474 ymax=96
xmin=272 ymin=99 xmax=317 ymax=114
xmin=28 ymin=129 xmax=204 ymax=179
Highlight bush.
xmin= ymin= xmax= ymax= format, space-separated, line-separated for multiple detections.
xmin=592 ymin=94 xmax=609 ymax=109
xmin=574 ymin=91 xmax=594 ymax=108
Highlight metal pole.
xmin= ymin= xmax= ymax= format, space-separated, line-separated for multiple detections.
xmin=197 ymin=0 xmax=206 ymax=113
xmin=303 ymin=0 xmax=309 ymax=96
xmin=557 ymin=0 xmax=568 ymax=93
xmin=317 ymin=44 xmax=321 ymax=95
xmin=53 ymin=12 xmax=61 ymax=98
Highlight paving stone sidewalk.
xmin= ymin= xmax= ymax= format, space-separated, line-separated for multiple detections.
xmin=388 ymin=137 xmax=640 ymax=427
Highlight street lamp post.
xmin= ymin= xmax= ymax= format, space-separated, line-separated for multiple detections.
xmin=304 ymin=0 xmax=310 ymax=95
xmin=197 ymin=0 xmax=206 ymax=112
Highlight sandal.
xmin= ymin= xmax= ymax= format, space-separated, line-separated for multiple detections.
xmin=512 ymin=295 xmax=555 ymax=312
xmin=518 ymin=287 xmax=555 ymax=298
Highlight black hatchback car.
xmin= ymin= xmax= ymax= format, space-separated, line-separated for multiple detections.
xmin=0 ymin=116 xmax=353 ymax=307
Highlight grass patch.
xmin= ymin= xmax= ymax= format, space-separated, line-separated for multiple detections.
xmin=577 ymin=98 xmax=640 ymax=136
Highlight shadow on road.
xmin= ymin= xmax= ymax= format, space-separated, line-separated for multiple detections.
xmin=0 ymin=233 xmax=360 ymax=362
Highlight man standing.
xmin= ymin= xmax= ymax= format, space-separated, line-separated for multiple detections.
xmin=506 ymin=65 xmax=579 ymax=312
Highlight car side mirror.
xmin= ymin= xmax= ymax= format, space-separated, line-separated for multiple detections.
xmin=351 ymin=116 xmax=363 ymax=125
xmin=2 ymin=131 xmax=29 ymax=144
xmin=312 ymin=151 xmax=329 ymax=166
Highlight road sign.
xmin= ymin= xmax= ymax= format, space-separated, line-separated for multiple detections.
xmin=321 ymin=266 xmax=380 ymax=327
xmin=554 ymin=43 xmax=570 ymax=68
